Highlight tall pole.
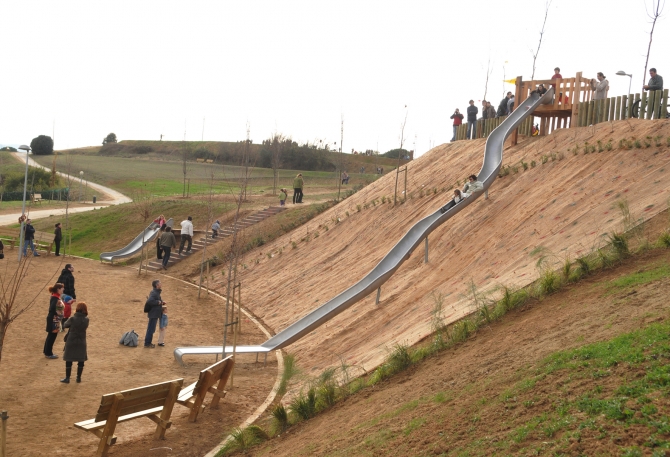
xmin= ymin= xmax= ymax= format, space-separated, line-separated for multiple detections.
xmin=337 ymin=115 xmax=343 ymax=201
xmin=78 ymin=171 xmax=83 ymax=203
xmin=18 ymin=145 xmax=31 ymax=261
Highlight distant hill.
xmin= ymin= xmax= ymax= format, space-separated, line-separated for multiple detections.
xmin=56 ymin=140 xmax=409 ymax=173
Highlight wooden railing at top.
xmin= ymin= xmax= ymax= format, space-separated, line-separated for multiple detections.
xmin=453 ymin=71 xmax=669 ymax=142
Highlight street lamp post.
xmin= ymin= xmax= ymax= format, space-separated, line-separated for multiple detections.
xmin=79 ymin=171 xmax=84 ymax=203
xmin=17 ymin=145 xmax=31 ymax=261
xmin=616 ymin=71 xmax=633 ymax=95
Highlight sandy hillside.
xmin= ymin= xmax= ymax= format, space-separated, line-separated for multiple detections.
xmin=200 ymin=119 xmax=670 ymax=390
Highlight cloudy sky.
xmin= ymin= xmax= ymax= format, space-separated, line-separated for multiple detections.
xmin=1 ymin=0 xmax=667 ymax=157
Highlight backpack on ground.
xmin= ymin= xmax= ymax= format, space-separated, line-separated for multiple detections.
xmin=119 ymin=330 xmax=139 ymax=347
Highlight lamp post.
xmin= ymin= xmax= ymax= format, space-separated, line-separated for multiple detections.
xmin=17 ymin=145 xmax=31 ymax=261
xmin=79 ymin=171 xmax=84 ymax=203
xmin=616 ymin=71 xmax=633 ymax=95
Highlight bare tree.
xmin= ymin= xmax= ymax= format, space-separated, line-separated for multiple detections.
xmin=394 ymin=107 xmax=408 ymax=206
xmin=530 ymin=0 xmax=552 ymax=80
xmin=483 ymin=57 xmax=493 ymax=101
xmin=642 ymin=0 xmax=665 ymax=86
xmin=182 ymin=150 xmax=188 ymax=197
xmin=270 ymin=132 xmax=287 ymax=195
xmin=130 ymin=184 xmax=155 ymax=223
xmin=336 ymin=115 xmax=344 ymax=202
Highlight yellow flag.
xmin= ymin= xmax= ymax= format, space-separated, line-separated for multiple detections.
xmin=504 ymin=78 xmax=517 ymax=84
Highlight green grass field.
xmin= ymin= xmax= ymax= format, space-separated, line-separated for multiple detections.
xmin=31 ymin=154 xmax=381 ymax=197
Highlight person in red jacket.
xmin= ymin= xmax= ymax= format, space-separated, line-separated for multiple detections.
xmin=450 ymin=108 xmax=464 ymax=142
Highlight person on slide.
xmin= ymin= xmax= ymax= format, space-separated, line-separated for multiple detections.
xmin=462 ymin=174 xmax=483 ymax=197
xmin=440 ymin=189 xmax=464 ymax=214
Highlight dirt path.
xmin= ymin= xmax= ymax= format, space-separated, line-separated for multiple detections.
xmin=0 ymin=254 xmax=277 ymax=457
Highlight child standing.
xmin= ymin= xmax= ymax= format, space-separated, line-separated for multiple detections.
xmin=61 ymin=295 xmax=75 ymax=339
xmin=279 ymin=188 xmax=287 ymax=206
xmin=157 ymin=305 xmax=168 ymax=346
xmin=211 ymin=220 xmax=221 ymax=238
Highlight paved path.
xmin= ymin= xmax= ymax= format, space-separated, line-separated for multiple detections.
xmin=2 ymin=152 xmax=132 ymax=226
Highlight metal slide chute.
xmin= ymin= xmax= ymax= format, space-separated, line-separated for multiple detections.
xmin=174 ymin=89 xmax=554 ymax=366
xmin=100 ymin=218 xmax=174 ymax=262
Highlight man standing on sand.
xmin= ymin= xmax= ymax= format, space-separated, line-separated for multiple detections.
xmin=466 ymin=100 xmax=478 ymax=139
xmin=144 ymin=279 xmax=165 ymax=348
xmin=58 ymin=263 xmax=76 ymax=299
xmin=293 ymin=173 xmax=304 ymax=204
xmin=54 ymin=222 xmax=62 ymax=256
xmin=179 ymin=216 xmax=193 ymax=255
xmin=22 ymin=218 xmax=40 ymax=257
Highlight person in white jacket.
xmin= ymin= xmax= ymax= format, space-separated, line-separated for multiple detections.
xmin=179 ymin=216 xmax=194 ymax=254
xmin=462 ymin=175 xmax=484 ymax=197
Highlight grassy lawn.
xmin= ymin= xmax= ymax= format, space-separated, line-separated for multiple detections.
xmin=31 ymin=154 xmax=381 ymax=197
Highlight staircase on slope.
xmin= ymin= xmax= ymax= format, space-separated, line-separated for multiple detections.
xmin=145 ymin=206 xmax=287 ymax=272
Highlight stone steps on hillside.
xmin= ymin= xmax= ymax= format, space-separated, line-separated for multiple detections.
xmin=145 ymin=206 xmax=286 ymax=272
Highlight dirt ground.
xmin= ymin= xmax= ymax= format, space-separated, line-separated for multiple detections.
xmin=0 ymin=254 xmax=277 ymax=457
xmin=245 ymin=244 xmax=670 ymax=456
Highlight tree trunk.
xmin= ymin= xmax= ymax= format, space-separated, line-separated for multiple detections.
xmin=0 ymin=320 xmax=9 ymax=364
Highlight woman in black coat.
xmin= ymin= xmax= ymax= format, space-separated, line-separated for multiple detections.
xmin=44 ymin=283 xmax=64 ymax=359
xmin=60 ymin=302 xmax=89 ymax=383
xmin=57 ymin=264 xmax=76 ymax=299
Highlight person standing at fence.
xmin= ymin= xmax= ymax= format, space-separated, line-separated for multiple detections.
xmin=466 ymin=100 xmax=478 ymax=139
xmin=591 ymin=72 xmax=609 ymax=100
xmin=60 ymin=302 xmax=89 ymax=383
xmin=53 ymin=222 xmax=62 ymax=256
xmin=293 ymin=173 xmax=304 ymax=204
xmin=44 ymin=283 xmax=64 ymax=359
xmin=507 ymin=94 xmax=515 ymax=115
xmin=485 ymin=101 xmax=496 ymax=120
xmin=643 ymin=68 xmax=664 ymax=119
xmin=551 ymin=67 xmax=562 ymax=90
xmin=179 ymin=216 xmax=193 ymax=254
xmin=497 ymin=92 xmax=512 ymax=117
xmin=450 ymin=108 xmax=463 ymax=142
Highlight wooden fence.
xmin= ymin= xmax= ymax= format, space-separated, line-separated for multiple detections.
xmin=576 ymin=88 xmax=668 ymax=127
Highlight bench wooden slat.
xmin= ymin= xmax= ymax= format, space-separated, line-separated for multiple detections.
xmin=175 ymin=356 xmax=233 ymax=422
xmin=76 ymin=406 xmax=164 ymax=431
xmin=75 ymin=378 xmax=183 ymax=457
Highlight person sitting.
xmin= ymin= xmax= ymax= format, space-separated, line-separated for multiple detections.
xmin=440 ymin=189 xmax=464 ymax=214
xmin=462 ymin=175 xmax=484 ymax=197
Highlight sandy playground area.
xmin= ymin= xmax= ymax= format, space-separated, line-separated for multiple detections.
xmin=0 ymin=253 xmax=277 ymax=457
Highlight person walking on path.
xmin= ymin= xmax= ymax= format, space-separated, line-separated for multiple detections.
xmin=22 ymin=218 xmax=40 ymax=257
xmin=179 ymin=216 xmax=193 ymax=254
xmin=160 ymin=226 xmax=176 ymax=270
xmin=44 ymin=283 xmax=64 ymax=359
xmin=156 ymin=224 xmax=166 ymax=260
xmin=211 ymin=220 xmax=221 ymax=238
xmin=157 ymin=305 xmax=168 ymax=347
xmin=591 ymin=72 xmax=609 ymax=100
xmin=60 ymin=302 xmax=89 ymax=383
xmin=144 ymin=280 xmax=165 ymax=348
xmin=54 ymin=222 xmax=62 ymax=256
xmin=450 ymin=108 xmax=464 ymax=141
xmin=466 ymin=100 xmax=478 ymax=139
xmin=293 ymin=173 xmax=304 ymax=204
xmin=57 ymin=264 xmax=76 ymax=299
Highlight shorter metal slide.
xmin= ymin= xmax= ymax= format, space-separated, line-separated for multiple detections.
xmin=100 ymin=218 xmax=174 ymax=262
xmin=174 ymin=89 xmax=554 ymax=366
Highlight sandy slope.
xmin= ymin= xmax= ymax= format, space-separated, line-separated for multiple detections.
xmin=207 ymin=119 xmax=670 ymax=392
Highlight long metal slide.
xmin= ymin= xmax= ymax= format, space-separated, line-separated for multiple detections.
xmin=100 ymin=218 xmax=174 ymax=262
xmin=174 ymin=89 xmax=554 ymax=366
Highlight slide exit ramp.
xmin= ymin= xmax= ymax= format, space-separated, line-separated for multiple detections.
xmin=174 ymin=89 xmax=554 ymax=366
xmin=100 ymin=218 xmax=174 ymax=263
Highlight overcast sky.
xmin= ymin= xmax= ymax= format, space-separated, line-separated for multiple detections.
xmin=1 ymin=0 xmax=667 ymax=157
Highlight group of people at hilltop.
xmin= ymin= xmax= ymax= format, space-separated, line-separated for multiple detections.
xmin=451 ymin=66 xmax=664 ymax=141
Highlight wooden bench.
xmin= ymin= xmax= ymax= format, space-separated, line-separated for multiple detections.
xmin=74 ymin=378 xmax=184 ymax=457
xmin=196 ymin=158 xmax=205 ymax=163
xmin=33 ymin=230 xmax=54 ymax=255
xmin=0 ymin=228 xmax=18 ymax=249
xmin=31 ymin=193 xmax=42 ymax=204
xmin=177 ymin=355 xmax=234 ymax=422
